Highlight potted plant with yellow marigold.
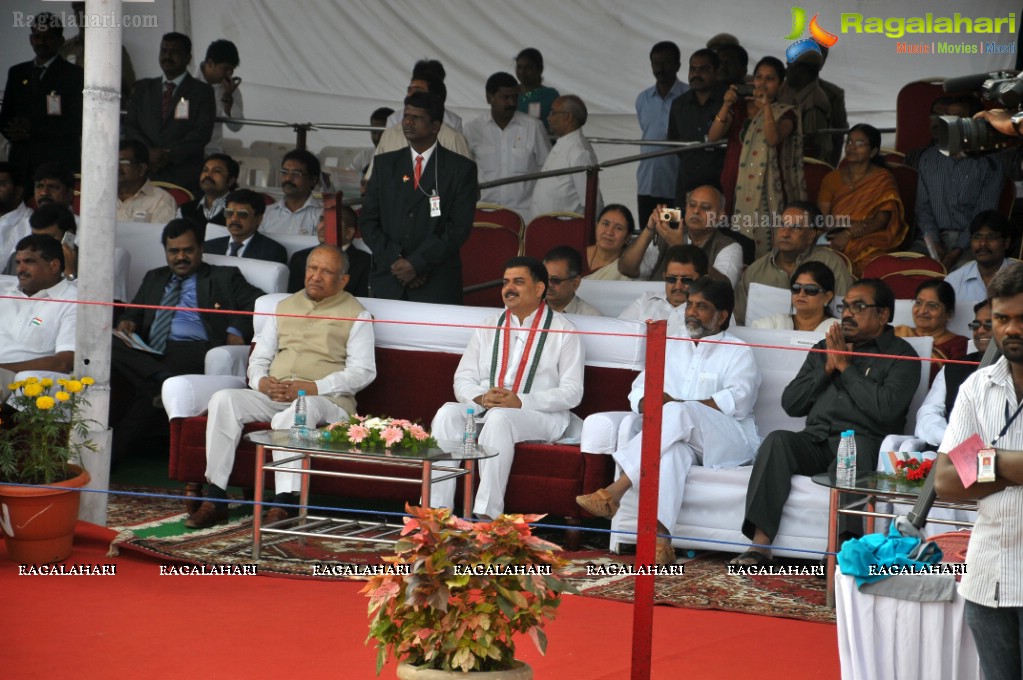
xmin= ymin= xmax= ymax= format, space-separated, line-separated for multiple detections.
xmin=0 ymin=376 xmax=96 ymax=563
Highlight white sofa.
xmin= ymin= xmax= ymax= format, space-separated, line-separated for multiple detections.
xmin=580 ymin=327 xmax=933 ymax=558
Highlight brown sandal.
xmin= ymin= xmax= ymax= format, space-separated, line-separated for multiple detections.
xmin=575 ymin=488 xmax=620 ymax=519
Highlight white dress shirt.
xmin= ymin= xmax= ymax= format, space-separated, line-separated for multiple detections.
xmin=562 ymin=294 xmax=602 ymax=317
xmin=531 ymin=128 xmax=603 ymax=217
xmin=617 ymin=292 xmax=688 ymax=337
xmin=261 ymin=194 xmax=323 ymax=236
xmin=0 ymin=278 xmax=77 ymax=362
xmin=943 ymin=258 xmax=1011 ymax=306
xmin=463 ymin=111 xmax=550 ymax=222
xmin=0 ymin=202 xmax=33 ymax=260
xmin=195 ymin=66 xmax=244 ymax=155
xmin=116 ymin=179 xmax=177 ymax=224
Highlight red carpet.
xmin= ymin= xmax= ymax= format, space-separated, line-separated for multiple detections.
xmin=1 ymin=523 xmax=840 ymax=679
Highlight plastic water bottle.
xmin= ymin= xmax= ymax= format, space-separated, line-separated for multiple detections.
xmin=291 ymin=390 xmax=308 ymax=444
xmin=836 ymin=430 xmax=857 ymax=487
xmin=845 ymin=430 xmax=858 ymax=486
xmin=463 ymin=408 xmax=477 ymax=453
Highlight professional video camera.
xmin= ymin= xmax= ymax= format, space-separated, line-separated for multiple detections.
xmin=933 ymin=70 xmax=1023 ymax=156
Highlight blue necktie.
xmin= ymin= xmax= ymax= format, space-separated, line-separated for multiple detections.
xmin=229 ymin=241 xmax=242 ymax=256
xmin=148 ymin=276 xmax=182 ymax=354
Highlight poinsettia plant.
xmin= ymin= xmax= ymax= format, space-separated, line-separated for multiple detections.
xmin=362 ymin=504 xmax=576 ymax=674
xmin=323 ymin=415 xmax=437 ymax=452
xmin=0 ymin=376 xmax=97 ymax=485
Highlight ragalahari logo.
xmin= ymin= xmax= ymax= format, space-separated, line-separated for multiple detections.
xmin=784 ymin=7 xmax=839 ymax=64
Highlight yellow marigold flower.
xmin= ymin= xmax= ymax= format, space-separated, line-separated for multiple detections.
xmin=55 ymin=391 xmax=71 ymax=402
xmin=81 ymin=377 xmax=95 ymax=386
xmin=25 ymin=376 xmax=39 ymax=384
xmin=40 ymin=378 xmax=53 ymax=388
xmin=66 ymin=380 xmax=83 ymax=394
xmin=23 ymin=383 xmax=44 ymax=398
xmin=57 ymin=378 xmax=68 ymax=387
xmin=36 ymin=396 xmax=56 ymax=410
xmin=7 ymin=383 xmax=17 ymax=391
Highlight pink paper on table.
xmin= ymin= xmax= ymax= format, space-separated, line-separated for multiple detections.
xmin=945 ymin=433 xmax=984 ymax=488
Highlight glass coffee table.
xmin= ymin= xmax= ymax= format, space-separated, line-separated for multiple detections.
xmin=245 ymin=430 xmax=497 ymax=560
xmin=811 ymin=471 xmax=976 ymax=607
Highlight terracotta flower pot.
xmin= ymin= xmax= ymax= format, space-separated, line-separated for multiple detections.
xmin=396 ymin=661 xmax=532 ymax=680
xmin=0 ymin=464 xmax=90 ymax=564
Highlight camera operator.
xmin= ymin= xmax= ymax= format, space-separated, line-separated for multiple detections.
xmin=974 ymin=108 xmax=1023 ymax=137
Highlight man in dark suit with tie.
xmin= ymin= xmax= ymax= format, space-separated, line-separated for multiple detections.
xmin=360 ymin=90 xmax=478 ymax=304
xmin=288 ymin=200 xmax=370 ymax=296
xmin=0 ymin=13 xmax=84 ymax=179
xmin=204 ymin=188 xmax=287 ymax=264
xmin=122 ymin=32 xmax=215 ymax=196
xmin=111 ymin=219 xmax=264 ymax=459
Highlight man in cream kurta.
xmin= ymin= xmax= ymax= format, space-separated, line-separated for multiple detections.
xmin=186 ymin=246 xmax=376 ymax=529
xmin=431 ymin=256 xmax=585 ymax=518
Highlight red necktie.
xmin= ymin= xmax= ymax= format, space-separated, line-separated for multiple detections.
xmin=161 ymin=81 xmax=175 ymax=120
xmin=414 ymin=155 xmax=423 ymax=190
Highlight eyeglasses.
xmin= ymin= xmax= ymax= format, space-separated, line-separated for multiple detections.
xmin=845 ymin=139 xmax=870 ymax=148
xmin=836 ymin=300 xmax=881 ymax=315
xmin=279 ymin=169 xmax=309 ymax=178
xmin=548 ymin=275 xmax=579 ymax=287
xmin=664 ymin=275 xmax=697 ymax=286
xmin=970 ymin=232 xmax=1005 ymax=243
xmin=912 ymin=299 xmax=944 ymax=312
xmin=968 ymin=320 xmax=993 ymax=331
xmin=790 ymin=283 xmax=823 ymax=296
xmin=223 ymin=209 xmax=251 ymax=219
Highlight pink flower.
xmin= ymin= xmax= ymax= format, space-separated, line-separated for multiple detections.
xmin=381 ymin=426 xmax=404 ymax=447
xmin=392 ymin=419 xmax=412 ymax=428
xmin=410 ymin=424 xmax=429 ymax=441
xmin=348 ymin=424 xmax=370 ymax=443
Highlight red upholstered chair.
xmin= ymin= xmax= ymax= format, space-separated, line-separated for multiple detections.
xmin=880 ymin=269 xmax=945 ymax=299
xmin=862 ymin=252 xmax=946 ymax=299
xmin=461 ymin=223 xmax=522 ymax=308
xmin=894 ymin=79 xmax=946 ymax=154
xmin=151 ymin=181 xmax=194 ymax=206
xmin=803 ymin=157 xmax=834 ymax=204
xmin=474 ymin=203 xmax=525 ymax=236
xmin=523 ymin=212 xmax=588 ymax=260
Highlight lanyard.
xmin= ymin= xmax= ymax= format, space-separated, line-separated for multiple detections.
xmin=992 ymin=399 xmax=1023 ymax=446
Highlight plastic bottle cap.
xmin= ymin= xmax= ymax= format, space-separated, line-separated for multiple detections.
xmin=297 ymin=390 xmax=306 ymax=396
xmin=467 ymin=408 xmax=475 ymax=415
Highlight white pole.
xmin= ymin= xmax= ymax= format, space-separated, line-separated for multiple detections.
xmin=75 ymin=0 xmax=123 ymax=525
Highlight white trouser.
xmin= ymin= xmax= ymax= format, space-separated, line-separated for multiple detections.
xmin=612 ymin=401 xmax=755 ymax=530
xmin=204 ymin=388 xmax=348 ymax=494
xmin=429 ymin=403 xmax=569 ymax=518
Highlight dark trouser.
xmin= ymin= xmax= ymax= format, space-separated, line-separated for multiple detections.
xmin=965 ymin=600 xmax=1023 ymax=680
xmin=741 ymin=430 xmax=880 ymax=543
xmin=637 ymin=195 xmax=675 ymax=227
xmin=110 ymin=339 xmax=210 ymax=457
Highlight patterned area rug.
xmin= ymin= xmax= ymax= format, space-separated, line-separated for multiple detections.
xmin=106 ymin=489 xmax=834 ymax=623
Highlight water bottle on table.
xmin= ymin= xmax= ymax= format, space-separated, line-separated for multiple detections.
xmin=835 ymin=430 xmax=857 ymax=487
xmin=463 ymin=407 xmax=477 ymax=454
xmin=290 ymin=390 xmax=308 ymax=444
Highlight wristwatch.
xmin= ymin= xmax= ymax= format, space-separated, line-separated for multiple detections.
xmin=1011 ymin=111 xmax=1023 ymax=136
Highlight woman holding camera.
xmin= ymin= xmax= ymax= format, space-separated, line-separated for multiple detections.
xmin=710 ymin=55 xmax=805 ymax=262
xmin=817 ymin=123 xmax=907 ymax=276
xmin=584 ymin=204 xmax=636 ymax=280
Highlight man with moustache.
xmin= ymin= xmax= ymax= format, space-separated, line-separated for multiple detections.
xmin=123 ymin=32 xmax=216 ymax=195
xmin=636 ymin=41 xmax=688 ymax=223
xmin=116 ymin=139 xmax=177 ymax=224
xmin=187 ymin=245 xmax=376 ymax=528
xmin=734 ymin=279 xmax=920 ymax=566
xmin=204 ymin=188 xmax=287 ymax=264
xmin=944 ymin=210 xmax=1014 ymax=306
xmin=666 ymin=49 xmax=727 ymax=205
xmin=618 ymin=185 xmax=741 ymax=285
xmin=32 ymin=162 xmax=76 ymax=212
xmin=110 ymin=219 xmax=264 ymax=459
xmin=0 ymin=235 xmax=77 ymax=401
xmin=578 ymin=278 xmax=761 ymax=565
xmin=360 ymin=90 xmax=478 ymax=305
xmin=429 ymin=256 xmax=585 ymax=519
xmin=463 ymin=71 xmax=550 ymax=222
xmin=178 ymin=153 xmax=238 ymax=227
xmin=261 ymin=149 xmax=322 ymax=236
xmin=542 ymin=246 xmax=601 ymax=316
xmin=936 ymin=265 xmax=1023 ymax=680
xmin=618 ymin=245 xmax=707 ymax=336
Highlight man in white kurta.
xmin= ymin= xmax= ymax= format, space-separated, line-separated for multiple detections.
xmin=431 ymin=257 xmax=585 ymax=518
xmin=579 ymin=277 xmax=760 ymax=563
xmin=530 ymin=95 xmax=603 ymax=217
xmin=463 ymin=72 xmax=551 ymax=223
xmin=186 ymin=246 xmax=376 ymax=529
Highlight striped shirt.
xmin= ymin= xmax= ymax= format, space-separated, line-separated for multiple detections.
xmin=940 ymin=357 xmax=1023 ymax=607
xmin=915 ymin=146 xmax=1007 ymax=251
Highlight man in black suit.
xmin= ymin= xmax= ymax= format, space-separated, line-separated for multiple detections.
xmin=111 ymin=219 xmax=264 ymax=458
xmin=122 ymin=32 xmax=215 ymax=195
xmin=204 ymin=188 xmax=287 ymax=264
xmin=288 ymin=202 xmax=370 ymax=296
xmin=360 ymin=90 xmax=478 ymax=304
xmin=179 ymin=153 xmax=238 ymax=227
xmin=0 ymin=13 xmax=84 ymax=179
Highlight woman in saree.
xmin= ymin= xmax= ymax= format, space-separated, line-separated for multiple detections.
xmin=710 ymin=55 xmax=806 ymax=262
xmin=894 ymin=279 xmax=968 ymax=385
xmin=818 ymin=123 xmax=907 ymax=276
xmin=584 ymin=204 xmax=635 ymax=280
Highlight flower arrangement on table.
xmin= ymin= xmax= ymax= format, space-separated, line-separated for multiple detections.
xmin=323 ymin=416 xmax=438 ymax=453
xmin=0 ymin=376 xmax=97 ymax=485
xmin=877 ymin=456 xmax=934 ymax=490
